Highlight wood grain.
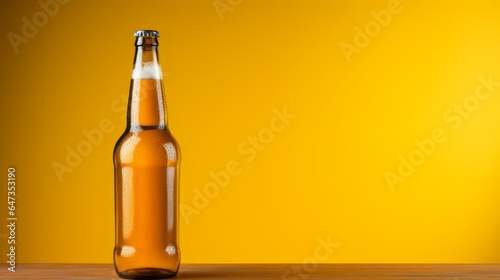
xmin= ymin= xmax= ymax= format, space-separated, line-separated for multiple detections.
xmin=0 ymin=264 xmax=499 ymax=279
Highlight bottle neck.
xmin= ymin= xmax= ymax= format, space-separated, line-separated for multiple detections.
xmin=127 ymin=44 xmax=167 ymax=131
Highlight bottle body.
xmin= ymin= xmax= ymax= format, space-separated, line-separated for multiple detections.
xmin=114 ymin=31 xmax=180 ymax=279
xmin=114 ymin=129 xmax=180 ymax=278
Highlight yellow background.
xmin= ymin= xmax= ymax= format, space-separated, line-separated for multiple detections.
xmin=1 ymin=0 xmax=500 ymax=263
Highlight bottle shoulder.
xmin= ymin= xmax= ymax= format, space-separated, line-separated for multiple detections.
xmin=114 ymin=129 xmax=180 ymax=165
xmin=115 ymin=129 xmax=179 ymax=145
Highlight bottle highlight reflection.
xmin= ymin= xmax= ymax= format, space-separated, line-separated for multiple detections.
xmin=113 ymin=30 xmax=180 ymax=279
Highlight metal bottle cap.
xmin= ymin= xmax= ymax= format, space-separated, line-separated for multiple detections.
xmin=134 ymin=30 xmax=160 ymax=37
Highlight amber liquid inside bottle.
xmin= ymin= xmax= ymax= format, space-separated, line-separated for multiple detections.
xmin=114 ymin=32 xmax=180 ymax=279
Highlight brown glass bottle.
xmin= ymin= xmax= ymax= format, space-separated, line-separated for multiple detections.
xmin=113 ymin=30 xmax=180 ymax=279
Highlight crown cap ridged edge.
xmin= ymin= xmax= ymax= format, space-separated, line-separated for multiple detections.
xmin=134 ymin=30 xmax=160 ymax=37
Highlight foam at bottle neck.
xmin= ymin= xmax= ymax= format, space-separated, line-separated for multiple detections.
xmin=132 ymin=62 xmax=162 ymax=79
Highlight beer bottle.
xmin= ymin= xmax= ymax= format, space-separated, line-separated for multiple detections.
xmin=113 ymin=30 xmax=180 ymax=279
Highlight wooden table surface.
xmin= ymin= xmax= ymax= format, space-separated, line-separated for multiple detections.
xmin=1 ymin=264 xmax=500 ymax=279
